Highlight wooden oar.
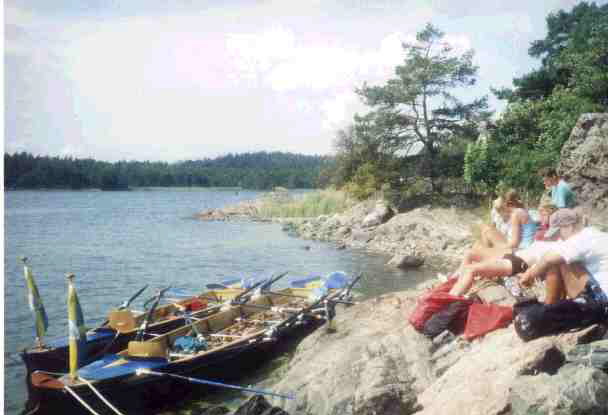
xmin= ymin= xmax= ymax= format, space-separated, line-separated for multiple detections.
xmin=121 ymin=285 xmax=149 ymax=309
xmin=231 ymin=271 xmax=289 ymax=305
xmin=136 ymin=369 xmax=295 ymax=399
xmin=135 ymin=286 xmax=171 ymax=341
xmin=336 ymin=273 xmax=363 ymax=302
xmin=260 ymin=290 xmax=308 ymax=300
xmin=97 ymin=285 xmax=149 ymax=328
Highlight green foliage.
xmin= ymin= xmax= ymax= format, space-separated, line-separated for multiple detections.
xmin=4 ymin=151 xmax=333 ymax=190
xmin=464 ymin=139 xmax=494 ymax=193
xmin=467 ymin=88 xmax=601 ymax=195
xmin=344 ymin=162 xmax=384 ymax=201
xmin=509 ymin=2 xmax=608 ymax=103
xmin=464 ymin=2 xmax=608 ymax=199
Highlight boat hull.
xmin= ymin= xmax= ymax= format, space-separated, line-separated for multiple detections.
xmin=21 ymin=307 xmax=220 ymax=374
xmin=28 ymin=316 xmax=321 ymax=415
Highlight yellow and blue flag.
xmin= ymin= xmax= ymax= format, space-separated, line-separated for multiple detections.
xmin=21 ymin=257 xmax=49 ymax=343
xmin=67 ymin=273 xmax=87 ymax=380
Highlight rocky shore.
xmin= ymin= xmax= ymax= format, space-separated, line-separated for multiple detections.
xmin=279 ymin=201 xmax=479 ymax=272
xmin=191 ymin=113 xmax=608 ymax=414
xmin=267 ymin=285 xmax=608 ymax=415
xmin=194 ymin=197 xmax=608 ymax=414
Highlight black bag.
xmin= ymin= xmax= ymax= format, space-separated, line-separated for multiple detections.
xmin=422 ymin=300 xmax=471 ymax=338
xmin=513 ymin=298 xmax=607 ymax=342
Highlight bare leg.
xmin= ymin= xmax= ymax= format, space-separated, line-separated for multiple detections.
xmin=450 ymin=257 xmax=513 ymax=297
xmin=454 ymin=245 xmax=510 ymax=277
xmin=480 ymin=225 xmax=508 ymax=249
xmin=545 ymin=265 xmax=566 ymax=304
xmin=543 ymin=263 xmax=588 ymax=304
xmin=560 ymin=263 xmax=588 ymax=299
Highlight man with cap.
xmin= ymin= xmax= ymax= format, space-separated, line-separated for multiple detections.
xmin=519 ymin=209 xmax=608 ymax=305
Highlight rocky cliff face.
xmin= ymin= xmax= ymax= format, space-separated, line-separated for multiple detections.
xmin=558 ymin=113 xmax=608 ymax=215
xmin=269 ymin=285 xmax=608 ymax=415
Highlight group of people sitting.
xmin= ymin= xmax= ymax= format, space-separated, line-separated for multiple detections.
xmin=448 ymin=167 xmax=608 ymax=314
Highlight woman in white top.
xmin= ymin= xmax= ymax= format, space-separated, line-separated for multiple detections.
xmin=479 ymin=197 xmax=511 ymax=248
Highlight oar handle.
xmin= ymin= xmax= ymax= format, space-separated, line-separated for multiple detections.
xmin=136 ymin=286 xmax=171 ymax=340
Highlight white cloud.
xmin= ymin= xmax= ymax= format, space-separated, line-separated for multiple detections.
xmin=4 ymin=1 xmax=574 ymax=160
xmin=320 ymin=90 xmax=366 ymax=132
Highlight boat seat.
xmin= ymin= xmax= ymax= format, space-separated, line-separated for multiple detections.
xmin=127 ymin=340 xmax=168 ymax=358
xmin=108 ymin=309 xmax=137 ymax=333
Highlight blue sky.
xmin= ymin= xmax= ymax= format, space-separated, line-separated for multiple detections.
xmin=4 ymin=0 xmax=595 ymax=162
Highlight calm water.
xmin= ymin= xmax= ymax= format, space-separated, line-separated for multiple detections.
xmin=4 ymin=189 xmax=431 ymax=414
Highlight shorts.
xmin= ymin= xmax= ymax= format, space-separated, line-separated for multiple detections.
xmin=503 ymin=254 xmax=529 ymax=275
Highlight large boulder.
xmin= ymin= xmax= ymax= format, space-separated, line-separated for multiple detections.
xmin=361 ymin=203 xmax=394 ymax=228
xmin=269 ymin=292 xmax=435 ymax=415
xmin=508 ymin=365 xmax=608 ymax=415
xmin=558 ymin=113 xmax=608 ymax=211
xmin=387 ymin=253 xmax=425 ymax=269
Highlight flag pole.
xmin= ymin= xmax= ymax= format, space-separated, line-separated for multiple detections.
xmin=21 ymin=256 xmax=48 ymax=349
xmin=67 ymin=273 xmax=86 ymax=381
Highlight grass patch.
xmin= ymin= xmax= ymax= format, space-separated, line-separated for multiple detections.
xmin=258 ymin=189 xmax=353 ymax=218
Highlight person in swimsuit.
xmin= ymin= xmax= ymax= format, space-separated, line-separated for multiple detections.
xmin=454 ymin=189 xmax=538 ymax=277
xmin=478 ymin=197 xmax=511 ymax=248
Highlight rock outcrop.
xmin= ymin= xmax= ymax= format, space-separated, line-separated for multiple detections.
xmin=195 ymin=200 xmax=265 ymax=222
xmin=558 ymin=113 xmax=608 ymax=219
xmin=285 ymin=204 xmax=479 ymax=270
xmin=269 ymin=283 xmax=608 ymax=415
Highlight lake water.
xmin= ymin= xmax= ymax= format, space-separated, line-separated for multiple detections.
xmin=4 ymin=189 xmax=432 ymax=414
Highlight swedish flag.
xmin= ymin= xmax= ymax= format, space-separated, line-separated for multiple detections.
xmin=67 ymin=273 xmax=87 ymax=380
xmin=21 ymin=257 xmax=48 ymax=346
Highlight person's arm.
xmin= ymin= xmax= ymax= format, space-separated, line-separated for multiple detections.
xmin=519 ymin=252 xmax=565 ymax=287
xmin=507 ymin=210 xmax=522 ymax=249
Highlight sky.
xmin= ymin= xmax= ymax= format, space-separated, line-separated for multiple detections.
xmin=4 ymin=0 xmax=594 ymax=162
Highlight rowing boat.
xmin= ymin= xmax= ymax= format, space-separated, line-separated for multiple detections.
xmin=29 ymin=284 xmax=345 ymax=415
xmin=20 ymin=278 xmax=275 ymax=375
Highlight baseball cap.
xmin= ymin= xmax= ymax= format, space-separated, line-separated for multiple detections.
xmin=545 ymin=209 xmax=580 ymax=238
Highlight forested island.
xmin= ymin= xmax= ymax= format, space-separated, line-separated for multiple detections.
xmin=3 ymin=152 xmax=333 ymax=190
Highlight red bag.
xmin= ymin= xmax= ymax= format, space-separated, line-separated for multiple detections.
xmin=409 ymin=278 xmax=472 ymax=331
xmin=463 ymin=303 xmax=513 ymax=341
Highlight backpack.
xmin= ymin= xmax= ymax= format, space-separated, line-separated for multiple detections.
xmin=422 ymin=300 xmax=471 ymax=338
xmin=409 ymin=278 xmax=475 ymax=333
xmin=513 ymin=298 xmax=607 ymax=342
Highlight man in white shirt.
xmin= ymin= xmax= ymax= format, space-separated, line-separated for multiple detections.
xmin=519 ymin=209 xmax=608 ymax=305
